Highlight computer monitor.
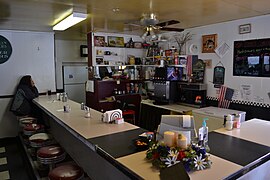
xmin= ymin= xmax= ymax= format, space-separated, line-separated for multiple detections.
xmin=167 ymin=66 xmax=182 ymax=81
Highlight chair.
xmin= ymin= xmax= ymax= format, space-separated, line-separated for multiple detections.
xmin=116 ymin=100 xmax=136 ymax=124
xmin=157 ymin=115 xmax=197 ymax=144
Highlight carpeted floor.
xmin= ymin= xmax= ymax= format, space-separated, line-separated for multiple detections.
xmin=0 ymin=137 xmax=34 ymax=180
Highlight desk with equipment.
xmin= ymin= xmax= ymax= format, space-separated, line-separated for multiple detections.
xmin=33 ymin=96 xmax=270 ymax=179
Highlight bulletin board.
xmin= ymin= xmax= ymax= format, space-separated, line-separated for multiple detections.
xmin=0 ymin=31 xmax=56 ymax=96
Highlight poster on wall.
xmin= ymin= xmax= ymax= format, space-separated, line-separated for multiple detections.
xmin=215 ymin=42 xmax=230 ymax=58
xmin=240 ymin=84 xmax=253 ymax=101
xmin=254 ymin=96 xmax=264 ymax=103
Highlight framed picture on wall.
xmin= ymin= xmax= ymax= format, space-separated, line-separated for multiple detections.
xmin=202 ymin=34 xmax=217 ymax=53
xmin=94 ymin=36 xmax=105 ymax=47
xmin=108 ymin=36 xmax=124 ymax=47
xmin=239 ymin=24 xmax=251 ymax=34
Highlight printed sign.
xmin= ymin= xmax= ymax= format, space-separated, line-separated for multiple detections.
xmin=0 ymin=35 xmax=12 ymax=64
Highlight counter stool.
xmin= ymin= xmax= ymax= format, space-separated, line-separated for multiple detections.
xmin=23 ymin=123 xmax=44 ymax=136
xmin=37 ymin=145 xmax=66 ymax=170
xmin=29 ymin=133 xmax=53 ymax=148
xmin=123 ymin=110 xmax=136 ymax=124
xmin=18 ymin=116 xmax=37 ymax=128
xmin=48 ymin=164 xmax=84 ymax=180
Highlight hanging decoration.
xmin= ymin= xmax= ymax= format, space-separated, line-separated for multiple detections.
xmin=213 ymin=61 xmax=225 ymax=88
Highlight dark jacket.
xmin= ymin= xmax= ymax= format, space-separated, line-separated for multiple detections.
xmin=10 ymin=85 xmax=39 ymax=116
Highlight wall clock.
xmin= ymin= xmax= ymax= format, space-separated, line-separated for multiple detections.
xmin=189 ymin=44 xmax=198 ymax=54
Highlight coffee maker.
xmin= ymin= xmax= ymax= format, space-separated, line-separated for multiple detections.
xmin=153 ymin=81 xmax=178 ymax=104
xmin=153 ymin=67 xmax=179 ymax=104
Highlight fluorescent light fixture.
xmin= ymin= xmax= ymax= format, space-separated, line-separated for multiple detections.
xmin=53 ymin=12 xmax=87 ymax=31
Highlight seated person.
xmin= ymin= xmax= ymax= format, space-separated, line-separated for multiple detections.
xmin=10 ymin=75 xmax=39 ymax=116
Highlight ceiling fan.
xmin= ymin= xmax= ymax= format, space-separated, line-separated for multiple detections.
xmin=128 ymin=13 xmax=184 ymax=40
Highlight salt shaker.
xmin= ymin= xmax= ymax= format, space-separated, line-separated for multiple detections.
xmin=225 ymin=114 xmax=234 ymax=130
xmin=84 ymin=107 xmax=91 ymax=118
xmin=62 ymin=92 xmax=68 ymax=102
xmin=81 ymin=103 xmax=85 ymax=110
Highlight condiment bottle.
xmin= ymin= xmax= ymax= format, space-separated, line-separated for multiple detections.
xmin=233 ymin=114 xmax=241 ymax=128
xmin=84 ymin=106 xmax=91 ymax=118
xmin=225 ymin=114 xmax=234 ymax=130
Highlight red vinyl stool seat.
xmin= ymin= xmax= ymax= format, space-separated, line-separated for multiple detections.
xmin=48 ymin=164 xmax=84 ymax=180
xmin=122 ymin=110 xmax=136 ymax=124
xmin=37 ymin=145 xmax=66 ymax=170
xmin=23 ymin=123 xmax=44 ymax=136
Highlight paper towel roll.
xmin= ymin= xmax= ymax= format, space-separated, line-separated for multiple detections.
xmin=182 ymin=115 xmax=191 ymax=127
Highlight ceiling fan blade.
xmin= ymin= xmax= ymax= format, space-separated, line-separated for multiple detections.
xmin=128 ymin=23 xmax=142 ymax=27
xmin=160 ymin=27 xmax=184 ymax=32
xmin=156 ymin=20 xmax=180 ymax=27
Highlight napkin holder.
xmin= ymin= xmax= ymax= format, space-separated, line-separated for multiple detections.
xmin=102 ymin=109 xmax=122 ymax=123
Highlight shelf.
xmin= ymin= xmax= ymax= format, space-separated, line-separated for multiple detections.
xmin=96 ymin=55 xmax=122 ymax=58
xmin=99 ymin=100 xmax=116 ymax=103
xmin=167 ymin=64 xmax=186 ymax=68
xmin=146 ymin=55 xmax=187 ymax=59
xmin=94 ymin=64 xmax=159 ymax=67
xmin=94 ymin=46 xmax=145 ymax=50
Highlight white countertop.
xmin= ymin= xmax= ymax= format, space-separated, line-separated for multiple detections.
xmin=34 ymin=95 xmax=139 ymax=139
xmin=141 ymin=99 xmax=198 ymax=113
xmin=214 ymin=118 xmax=270 ymax=147
xmin=192 ymin=106 xmax=246 ymax=117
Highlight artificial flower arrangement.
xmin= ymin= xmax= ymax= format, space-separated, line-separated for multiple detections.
xmin=146 ymin=140 xmax=212 ymax=172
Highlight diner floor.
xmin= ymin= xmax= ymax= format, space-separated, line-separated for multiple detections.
xmin=0 ymin=137 xmax=34 ymax=180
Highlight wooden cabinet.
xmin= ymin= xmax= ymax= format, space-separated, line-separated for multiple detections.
xmin=86 ymin=80 xmax=141 ymax=125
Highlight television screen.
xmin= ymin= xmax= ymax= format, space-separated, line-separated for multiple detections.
xmin=247 ymin=56 xmax=259 ymax=65
xmin=167 ymin=67 xmax=182 ymax=81
xmin=246 ymin=56 xmax=260 ymax=76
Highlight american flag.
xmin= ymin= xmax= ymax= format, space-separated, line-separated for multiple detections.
xmin=186 ymin=55 xmax=193 ymax=77
xmin=218 ymin=85 xmax=234 ymax=109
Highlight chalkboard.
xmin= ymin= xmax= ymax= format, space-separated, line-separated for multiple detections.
xmin=213 ymin=66 xmax=225 ymax=87
xmin=0 ymin=35 xmax=12 ymax=64
xmin=233 ymin=38 xmax=270 ymax=77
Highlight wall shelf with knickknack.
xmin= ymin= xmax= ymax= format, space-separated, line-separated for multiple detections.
xmin=88 ymin=32 xmax=147 ymax=66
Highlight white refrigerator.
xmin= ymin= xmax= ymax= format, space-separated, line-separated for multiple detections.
xmin=63 ymin=65 xmax=88 ymax=103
